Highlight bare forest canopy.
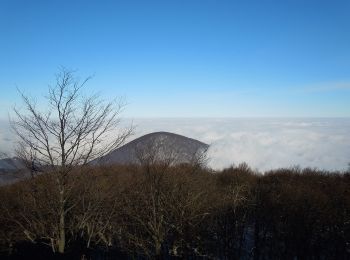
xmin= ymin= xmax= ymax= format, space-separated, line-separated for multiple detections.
xmin=0 ymin=164 xmax=349 ymax=259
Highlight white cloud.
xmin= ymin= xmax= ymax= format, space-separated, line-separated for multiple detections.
xmin=126 ymin=118 xmax=350 ymax=171
xmin=0 ymin=120 xmax=14 ymax=157
xmin=1 ymin=118 xmax=350 ymax=171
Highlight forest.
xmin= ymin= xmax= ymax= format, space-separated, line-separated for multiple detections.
xmin=0 ymin=163 xmax=349 ymax=259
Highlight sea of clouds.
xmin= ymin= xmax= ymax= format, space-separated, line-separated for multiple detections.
xmin=1 ymin=118 xmax=350 ymax=171
xmin=128 ymin=118 xmax=350 ymax=171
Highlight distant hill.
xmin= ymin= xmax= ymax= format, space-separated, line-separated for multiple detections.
xmin=92 ymin=131 xmax=209 ymax=166
xmin=0 ymin=132 xmax=209 ymax=184
xmin=0 ymin=157 xmax=25 ymax=171
xmin=0 ymin=157 xmax=29 ymax=185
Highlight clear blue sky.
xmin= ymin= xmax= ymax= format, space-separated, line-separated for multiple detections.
xmin=0 ymin=0 xmax=349 ymax=118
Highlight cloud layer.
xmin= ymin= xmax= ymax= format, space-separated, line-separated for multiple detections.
xmin=128 ymin=118 xmax=350 ymax=171
xmin=1 ymin=118 xmax=350 ymax=171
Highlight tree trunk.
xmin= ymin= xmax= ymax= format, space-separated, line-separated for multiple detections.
xmin=58 ymin=211 xmax=65 ymax=253
xmin=58 ymin=184 xmax=66 ymax=254
xmin=155 ymin=240 xmax=161 ymax=258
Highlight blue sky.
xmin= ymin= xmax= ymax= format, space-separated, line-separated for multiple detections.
xmin=0 ymin=0 xmax=349 ymax=118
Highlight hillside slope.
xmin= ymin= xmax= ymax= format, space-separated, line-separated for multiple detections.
xmin=93 ymin=131 xmax=209 ymax=166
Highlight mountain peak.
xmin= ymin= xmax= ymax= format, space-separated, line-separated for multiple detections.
xmin=94 ymin=131 xmax=209 ymax=166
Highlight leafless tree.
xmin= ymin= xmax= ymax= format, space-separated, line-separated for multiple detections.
xmin=134 ymin=134 xmax=208 ymax=169
xmin=119 ymin=139 xmax=209 ymax=257
xmin=10 ymin=68 xmax=133 ymax=253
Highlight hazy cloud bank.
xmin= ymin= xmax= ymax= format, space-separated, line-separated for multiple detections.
xmin=1 ymin=118 xmax=350 ymax=171
xmin=129 ymin=118 xmax=350 ymax=171
xmin=0 ymin=120 xmax=13 ymax=157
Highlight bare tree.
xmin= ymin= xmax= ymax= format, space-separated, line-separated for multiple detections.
xmin=10 ymin=68 xmax=133 ymax=253
xmin=134 ymin=134 xmax=208 ymax=169
xmin=119 ymin=138 xmax=208 ymax=257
